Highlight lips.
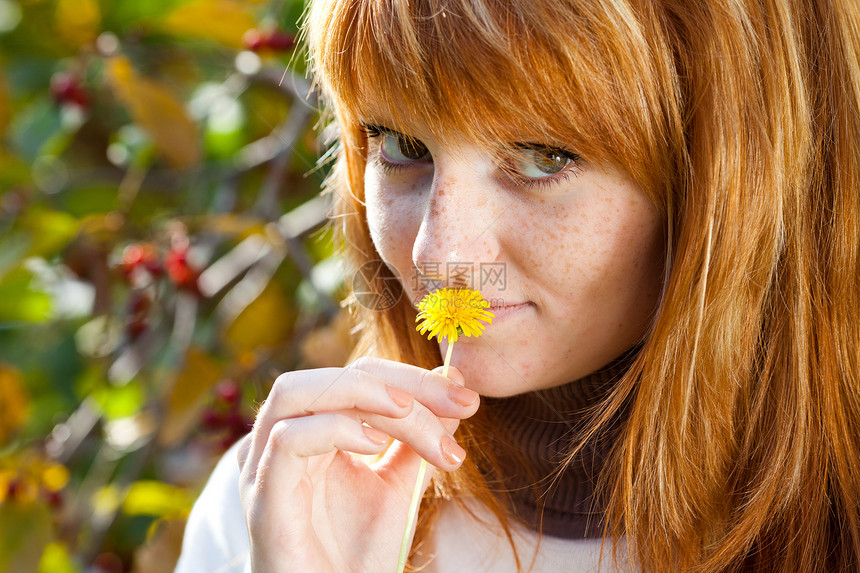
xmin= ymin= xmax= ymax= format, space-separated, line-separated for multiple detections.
xmin=486 ymin=301 xmax=532 ymax=319
xmin=411 ymin=288 xmax=530 ymax=315
xmin=488 ymin=302 xmax=526 ymax=309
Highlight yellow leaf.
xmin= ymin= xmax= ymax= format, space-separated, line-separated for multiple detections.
xmin=196 ymin=213 xmax=265 ymax=238
xmin=55 ymin=0 xmax=100 ymax=47
xmin=158 ymin=347 xmax=222 ymax=446
xmin=123 ymin=481 xmax=193 ymax=517
xmin=163 ymin=0 xmax=256 ymax=49
xmin=225 ymin=282 xmax=294 ymax=355
xmin=106 ymin=57 xmax=200 ymax=169
xmin=0 ymin=365 xmax=29 ymax=444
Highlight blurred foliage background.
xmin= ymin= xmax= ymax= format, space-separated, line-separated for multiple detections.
xmin=0 ymin=0 xmax=355 ymax=571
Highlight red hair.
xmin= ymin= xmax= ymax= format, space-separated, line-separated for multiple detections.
xmin=300 ymin=0 xmax=860 ymax=570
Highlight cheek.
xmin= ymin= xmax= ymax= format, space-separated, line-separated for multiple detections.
xmin=525 ymin=195 xmax=663 ymax=320
xmin=583 ymin=200 xmax=665 ymax=320
xmin=364 ymin=177 xmax=419 ymax=266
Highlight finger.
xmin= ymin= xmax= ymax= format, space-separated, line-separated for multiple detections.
xmin=264 ymin=367 xmax=416 ymax=420
xmin=361 ymin=400 xmax=469 ymax=472
xmin=245 ymin=367 xmax=414 ymax=477
xmin=361 ymin=365 xmax=473 ymax=472
xmin=240 ymin=413 xmax=390 ymax=562
xmin=369 ymin=366 xmax=472 ymax=498
xmin=351 ymin=357 xmax=480 ymax=418
xmin=241 ymin=413 xmax=389 ymax=498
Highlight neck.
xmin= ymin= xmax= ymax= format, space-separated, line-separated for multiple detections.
xmin=475 ymin=349 xmax=636 ymax=539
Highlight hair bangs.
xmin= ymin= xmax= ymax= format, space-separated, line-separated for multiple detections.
xmin=303 ymin=0 xmax=679 ymax=200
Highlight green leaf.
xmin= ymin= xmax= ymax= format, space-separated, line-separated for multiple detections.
xmin=102 ymin=0 xmax=190 ymax=33
xmin=18 ymin=209 xmax=79 ymax=259
xmin=0 ymin=266 xmax=52 ymax=323
xmin=0 ymin=233 xmax=32 ymax=280
xmin=92 ymin=380 xmax=144 ymax=421
xmin=8 ymin=98 xmax=62 ymax=163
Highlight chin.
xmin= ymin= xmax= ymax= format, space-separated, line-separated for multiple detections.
xmin=451 ymin=356 xmax=541 ymax=398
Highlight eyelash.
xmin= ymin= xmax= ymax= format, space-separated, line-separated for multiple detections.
xmin=359 ymin=124 xmax=421 ymax=177
xmin=357 ymin=123 xmax=581 ymax=191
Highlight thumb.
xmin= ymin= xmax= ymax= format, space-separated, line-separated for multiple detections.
xmin=436 ymin=363 xmax=465 ymax=386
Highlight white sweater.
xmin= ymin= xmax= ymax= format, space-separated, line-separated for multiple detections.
xmin=175 ymin=444 xmax=636 ymax=573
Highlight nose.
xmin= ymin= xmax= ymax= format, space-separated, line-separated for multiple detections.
xmin=411 ymin=159 xmax=500 ymax=293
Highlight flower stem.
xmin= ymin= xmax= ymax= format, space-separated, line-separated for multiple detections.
xmin=396 ymin=340 xmax=456 ymax=573
xmin=441 ymin=339 xmax=454 ymax=377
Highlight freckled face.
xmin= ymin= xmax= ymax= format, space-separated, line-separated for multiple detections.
xmin=362 ymin=124 xmax=665 ymax=397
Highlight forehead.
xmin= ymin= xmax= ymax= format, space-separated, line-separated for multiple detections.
xmin=305 ymin=0 xmax=673 ymax=197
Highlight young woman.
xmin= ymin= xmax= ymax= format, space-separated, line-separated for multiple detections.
xmin=176 ymin=0 xmax=860 ymax=571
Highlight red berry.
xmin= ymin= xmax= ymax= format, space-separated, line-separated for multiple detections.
xmin=126 ymin=319 xmax=148 ymax=341
xmin=165 ymin=245 xmax=200 ymax=293
xmin=201 ymin=408 xmax=224 ymax=430
xmin=242 ymin=28 xmax=295 ymax=52
xmin=220 ymin=411 xmax=245 ymax=430
xmin=144 ymin=257 xmax=162 ymax=277
xmin=242 ymin=29 xmax=266 ymax=52
xmin=50 ymin=72 xmax=90 ymax=108
xmin=45 ymin=490 xmax=64 ymax=510
xmin=215 ymin=379 xmax=241 ymax=405
xmin=92 ymin=552 xmax=124 ymax=573
xmin=265 ymin=31 xmax=295 ymax=51
xmin=127 ymin=290 xmax=152 ymax=316
xmin=121 ymin=243 xmax=161 ymax=284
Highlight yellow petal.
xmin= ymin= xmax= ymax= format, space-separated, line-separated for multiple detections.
xmin=414 ymin=288 xmax=494 ymax=343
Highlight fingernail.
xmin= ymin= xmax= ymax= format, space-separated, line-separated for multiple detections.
xmin=363 ymin=425 xmax=389 ymax=445
xmin=387 ymin=385 xmax=414 ymax=408
xmin=440 ymin=435 xmax=466 ymax=466
xmin=447 ymin=384 xmax=479 ymax=407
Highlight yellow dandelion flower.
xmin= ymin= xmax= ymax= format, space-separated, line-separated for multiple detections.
xmin=401 ymin=288 xmax=494 ymax=573
xmin=415 ymin=287 xmax=494 ymax=344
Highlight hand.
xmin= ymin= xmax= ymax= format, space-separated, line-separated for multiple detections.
xmin=236 ymin=356 xmax=480 ymax=572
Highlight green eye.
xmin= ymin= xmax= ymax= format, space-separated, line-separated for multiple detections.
xmin=382 ymin=133 xmax=430 ymax=162
xmin=513 ymin=146 xmax=571 ymax=177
